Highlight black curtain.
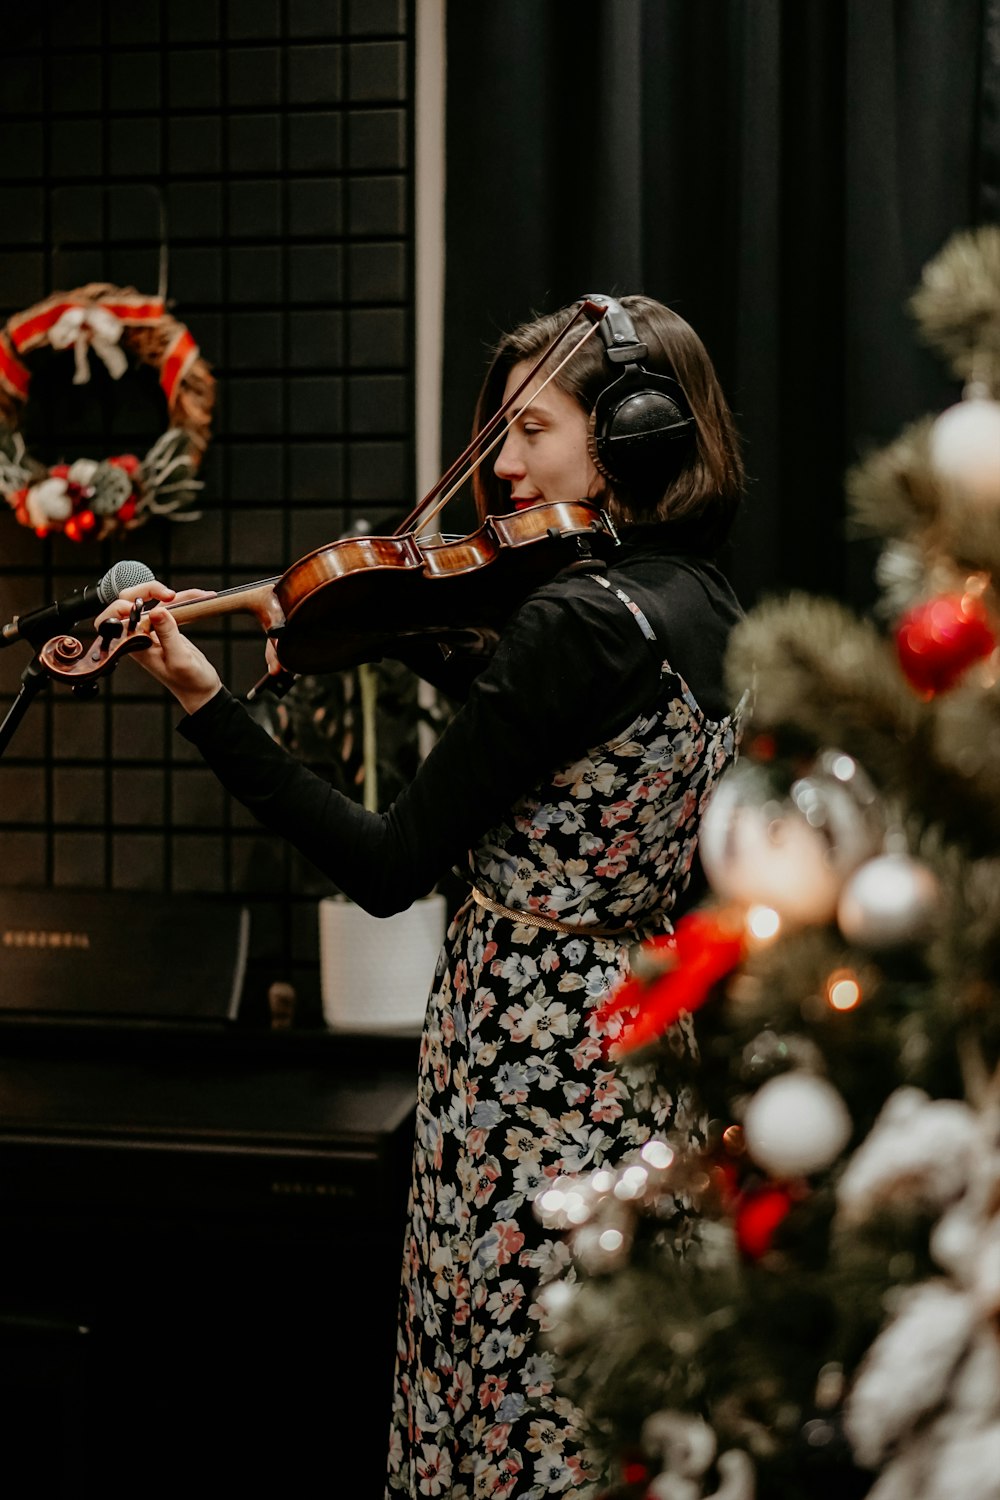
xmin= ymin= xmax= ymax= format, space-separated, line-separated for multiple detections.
xmin=442 ymin=0 xmax=998 ymax=609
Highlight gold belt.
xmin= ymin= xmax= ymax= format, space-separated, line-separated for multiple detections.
xmin=471 ymin=886 xmax=633 ymax=940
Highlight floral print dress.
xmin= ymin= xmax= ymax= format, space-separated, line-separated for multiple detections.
xmin=386 ymin=597 xmax=742 ymax=1500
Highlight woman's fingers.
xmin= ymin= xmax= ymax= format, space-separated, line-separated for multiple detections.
xmin=93 ymin=580 xmax=169 ymax=631
xmin=93 ymin=596 xmax=140 ymax=628
xmin=264 ymin=639 xmax=286 ymax=676
xmin=92 ymin=580 xmax=214 ymax=631
xmin=89 ymin=580 xmax=223 ymax=713
xmin=144 ymin=602 xmax=180 ymax=639
xmin=117 ymin=580 xmax=176 ymax=604
xmin=130 ymin=604 xmax=223 ymax=711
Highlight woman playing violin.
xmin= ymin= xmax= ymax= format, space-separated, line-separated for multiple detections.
xmin=96 ymin=293 xmax=746 ymax=1500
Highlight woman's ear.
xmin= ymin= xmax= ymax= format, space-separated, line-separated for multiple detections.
xmin=585 ymin=465 xmax=610 ymax=505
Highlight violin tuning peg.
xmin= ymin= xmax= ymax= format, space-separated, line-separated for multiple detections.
xmin=97 ymin=618 xmax=124 ymax=653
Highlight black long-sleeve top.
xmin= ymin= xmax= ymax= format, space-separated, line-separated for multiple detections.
xmin=179 ymin=535 xmax=743 ymax=916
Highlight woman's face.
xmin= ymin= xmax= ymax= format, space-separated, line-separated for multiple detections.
xmin=492 ymin=360 xmax=604 ymax=509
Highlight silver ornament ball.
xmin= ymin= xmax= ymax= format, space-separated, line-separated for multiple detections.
xmin=837 ymin=853 xmax=940 ymax=948
xmin=699 ymin=753 xmax=881 ymax=926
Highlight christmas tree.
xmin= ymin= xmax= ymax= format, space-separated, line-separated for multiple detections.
xmin=534 ymin=226 xmax=1000 ymax=1500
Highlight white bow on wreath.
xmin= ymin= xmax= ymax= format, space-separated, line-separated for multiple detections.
xmin=47 ymin=304 xmax=129 ymax=385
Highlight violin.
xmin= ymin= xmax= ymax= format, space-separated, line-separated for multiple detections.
xmin=37 ymin=299 xmax=619 ymax=691
xmin=37 ymin=498 xmax=619 ymax=687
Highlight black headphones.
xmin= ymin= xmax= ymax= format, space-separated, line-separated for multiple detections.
xmin=582 ymin=293 xmax=696 ymax=497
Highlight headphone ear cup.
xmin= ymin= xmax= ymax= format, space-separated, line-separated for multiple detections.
xmin=590 ymin=366 xmax=695 ymax=496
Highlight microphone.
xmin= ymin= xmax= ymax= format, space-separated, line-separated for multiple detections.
xmin=0 ymin=559 xmax=156 ymax=649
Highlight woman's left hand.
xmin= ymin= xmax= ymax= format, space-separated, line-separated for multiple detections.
xmin=93 ymin=581 xmax=223 ymax=715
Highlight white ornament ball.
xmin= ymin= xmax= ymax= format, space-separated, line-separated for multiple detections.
xmin=26 ymin=478 xmax=73 ymax=527
xmin=743 ymin=1071 xmax=852 ymax=1178
xmin=699 ymin=758 xmax=879 ymax=926
xmin=929 ymin=396 xmax=1000 ymax=505
xmin=837 ymin=853 xmax=940 ymax=948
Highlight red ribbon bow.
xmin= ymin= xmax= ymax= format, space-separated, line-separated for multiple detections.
xmin=595 ymin=909 xmax=747 ymax=1057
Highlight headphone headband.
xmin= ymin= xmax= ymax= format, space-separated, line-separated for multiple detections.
xmin=585 ymin=293 xmax=649 ymax=364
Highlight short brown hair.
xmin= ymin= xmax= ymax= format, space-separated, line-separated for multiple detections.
xmin=472 ymin=294 xmax=744 ymax=554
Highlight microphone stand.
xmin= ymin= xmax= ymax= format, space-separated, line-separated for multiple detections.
xmin=0 ymin=648 xmax=97 ymax=759
xmin=0 ymin=654 xmax=49 ymax=759
xmin=0 ymin=564 xmax=148 ymax=757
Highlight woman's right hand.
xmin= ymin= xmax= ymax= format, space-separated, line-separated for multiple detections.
xmin=93 ymin=580 xmax=223 ymax=716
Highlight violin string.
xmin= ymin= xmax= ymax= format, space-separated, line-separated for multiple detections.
xmin=411 ymin=321 xmax=602 ymax=538
xmin=393 ymin=303 xmax=595 ymax=537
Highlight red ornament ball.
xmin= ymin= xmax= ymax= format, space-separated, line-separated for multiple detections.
xmin=735 ymin=1184 xmax=794 ymax=1259
xmin=621 ymin=1458 xmax=649 ymax=1486
xmin=895 ymin=592 xmax=997 ymax=695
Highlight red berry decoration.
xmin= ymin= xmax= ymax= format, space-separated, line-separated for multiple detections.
xmin=895 ymin=592 xmax=997 ymax=696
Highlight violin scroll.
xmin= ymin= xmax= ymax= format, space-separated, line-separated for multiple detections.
xmin=39 ymin=620 xmax=154 ymax=686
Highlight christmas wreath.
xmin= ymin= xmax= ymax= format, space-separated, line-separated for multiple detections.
xmin=0 ymin=283 xmax=214 ymax=542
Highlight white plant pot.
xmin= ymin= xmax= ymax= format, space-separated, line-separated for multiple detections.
xmin=318 ymin=894 xmax=446 ymax=1032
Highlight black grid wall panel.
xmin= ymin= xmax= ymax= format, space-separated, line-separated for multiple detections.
xmin=0 ymin=0 xmax=415 ymax=1017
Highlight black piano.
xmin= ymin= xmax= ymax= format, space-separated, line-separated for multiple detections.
xmin=0 ymin=1019 xmax=418 ymax=1500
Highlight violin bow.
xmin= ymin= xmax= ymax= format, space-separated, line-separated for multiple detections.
xmin=392 ymin=298 xmax=608 ymax=539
